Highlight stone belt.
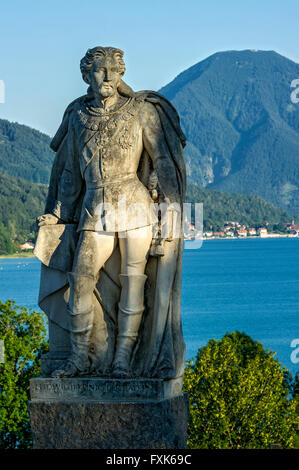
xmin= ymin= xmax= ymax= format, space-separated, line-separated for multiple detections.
xmin=86 ymin=173 xmax=137 ymax=189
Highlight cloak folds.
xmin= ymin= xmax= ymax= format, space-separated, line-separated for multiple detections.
xmin=35 ymin=84 xmax=187 ymax=379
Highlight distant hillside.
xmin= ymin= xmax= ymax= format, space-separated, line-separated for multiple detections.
xmin=160 ymin=50 xmax=299 ymax=215
xmin=0 ymin=171 xmax=294 ymax=254
xmin=0 ymin=173 xmax=47 ymax=254
xmin=186 ymin=184 xmax=292 ymax=231
xmin=0 ymin=119 xmax=54 ymax=184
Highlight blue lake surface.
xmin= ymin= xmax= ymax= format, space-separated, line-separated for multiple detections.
xmin=0 ymin=237 xmax=298 ymax=375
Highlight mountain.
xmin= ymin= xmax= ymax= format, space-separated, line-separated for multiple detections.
xmin=0 ymin=173 xmax=47 ymax=254
xmin=186 ymin=183 xmax=292 ymax=231
xmin=159 ymin=50 xmax=299 ymax=215
xmin=0 ymin=119 xmax=54 ymax=184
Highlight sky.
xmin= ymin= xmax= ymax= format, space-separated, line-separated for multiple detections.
xmin=1 ymin=0 xmax=299 ymax=136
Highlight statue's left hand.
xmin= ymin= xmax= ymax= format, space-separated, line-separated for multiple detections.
xmin=37 ymin=214 xmax=59 ymax=227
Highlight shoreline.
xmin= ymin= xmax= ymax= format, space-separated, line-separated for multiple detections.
xmin=185 ymin=235 xmax=299 ymax=244
xmin=0 ymin=252 xmax=36 ymax=259
xmin=0 ymin=236 xmax=298 ymax=259
xmin=201 ymin=234 xmax=299 ymax=240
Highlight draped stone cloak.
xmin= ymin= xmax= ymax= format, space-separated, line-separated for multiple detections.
xmin=34 ymin=83 xmax=187 ymax=379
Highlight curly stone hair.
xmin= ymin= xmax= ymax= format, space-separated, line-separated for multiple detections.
xmin=80 ymin=46 xmax=126 ymax=83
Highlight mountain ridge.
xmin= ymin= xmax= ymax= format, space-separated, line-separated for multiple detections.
xmin=159 ymin=49 xmax=299 ymax=215
xmin=0 ymin=118 xmax=54 ymax=184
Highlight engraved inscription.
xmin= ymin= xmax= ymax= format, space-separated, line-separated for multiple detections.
xmin=31 ymin=379 xmax=162 ymax=401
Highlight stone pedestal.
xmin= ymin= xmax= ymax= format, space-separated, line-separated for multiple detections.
xmin=29 ymin=377 xmax=189 ymax=449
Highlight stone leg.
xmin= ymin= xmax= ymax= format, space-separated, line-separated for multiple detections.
xmin=112 ymin=274 xmax=147 ymax=376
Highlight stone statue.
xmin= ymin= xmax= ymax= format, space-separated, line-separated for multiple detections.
xmin=35 ymin=46 xmax=186 ymax=380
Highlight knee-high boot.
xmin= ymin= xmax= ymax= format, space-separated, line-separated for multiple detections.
xmin=112 ymin=274 xmax=147 ymax=376
xmin=51 ymin=272 xmax=95 ymax=378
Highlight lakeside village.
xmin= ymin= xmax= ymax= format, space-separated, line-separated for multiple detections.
xmin=16 ymin=222 xmax=299 ymax=252
xmin=184 ymin=221 xmax=299 ymax=240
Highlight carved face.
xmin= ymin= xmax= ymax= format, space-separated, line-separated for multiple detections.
xmin=87 ymin=56 xmax=122 ymax=99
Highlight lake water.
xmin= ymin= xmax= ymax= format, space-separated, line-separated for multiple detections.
xmin=0 ymin=237 xmax=298 ymax=375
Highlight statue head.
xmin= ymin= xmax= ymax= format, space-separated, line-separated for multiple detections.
xmin=80 ymin=47 xmax=126 ymax=100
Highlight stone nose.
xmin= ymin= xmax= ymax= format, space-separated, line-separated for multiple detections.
xmin=104 ymin=68 xmax=112 ymax=81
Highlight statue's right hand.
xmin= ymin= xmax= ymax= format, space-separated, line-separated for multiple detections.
xmin=37 ymin=214 xmax=59 ymax=227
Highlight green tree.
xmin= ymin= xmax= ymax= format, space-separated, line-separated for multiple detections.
xmin=272 ymin=222 xmax=288 ymax=234
xmin=0 ymin=223 xmax=16 ymax=255
xmin=183 ymin=331 xmax=298 ymax=449
xmin=0 ymin=300 xmax=48 ymax=448
xmin=292 ymin=373 xmax=299 ymax=448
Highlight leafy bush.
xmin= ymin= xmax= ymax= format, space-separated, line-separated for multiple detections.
xmin=183 ymin=331 xmax=298 ymax=449
xmin=0 ymin=300 xmax=48 ymax=448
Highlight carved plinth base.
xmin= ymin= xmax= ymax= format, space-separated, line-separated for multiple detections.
xmin=29 ymin=377 xmax=189 ymax=449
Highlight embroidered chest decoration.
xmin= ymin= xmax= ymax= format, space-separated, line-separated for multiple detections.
xmin=77 ymin=97 xmax=142 ymax=151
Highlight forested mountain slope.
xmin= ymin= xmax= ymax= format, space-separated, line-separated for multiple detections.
xmin=160 ymin=50 xmax=299 ymax=215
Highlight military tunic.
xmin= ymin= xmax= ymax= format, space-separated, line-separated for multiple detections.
xmin=52 ymin=95 xmax=178 ymax=233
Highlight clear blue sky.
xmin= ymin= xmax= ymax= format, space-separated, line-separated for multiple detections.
xmin=1 ymin=0 xmax=299 ymax=136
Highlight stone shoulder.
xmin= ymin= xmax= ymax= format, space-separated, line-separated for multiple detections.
xmin=137 ymin=99 xmax=160 ymax=129
xmin=65 ymin=101 xmax=82 ymax=129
